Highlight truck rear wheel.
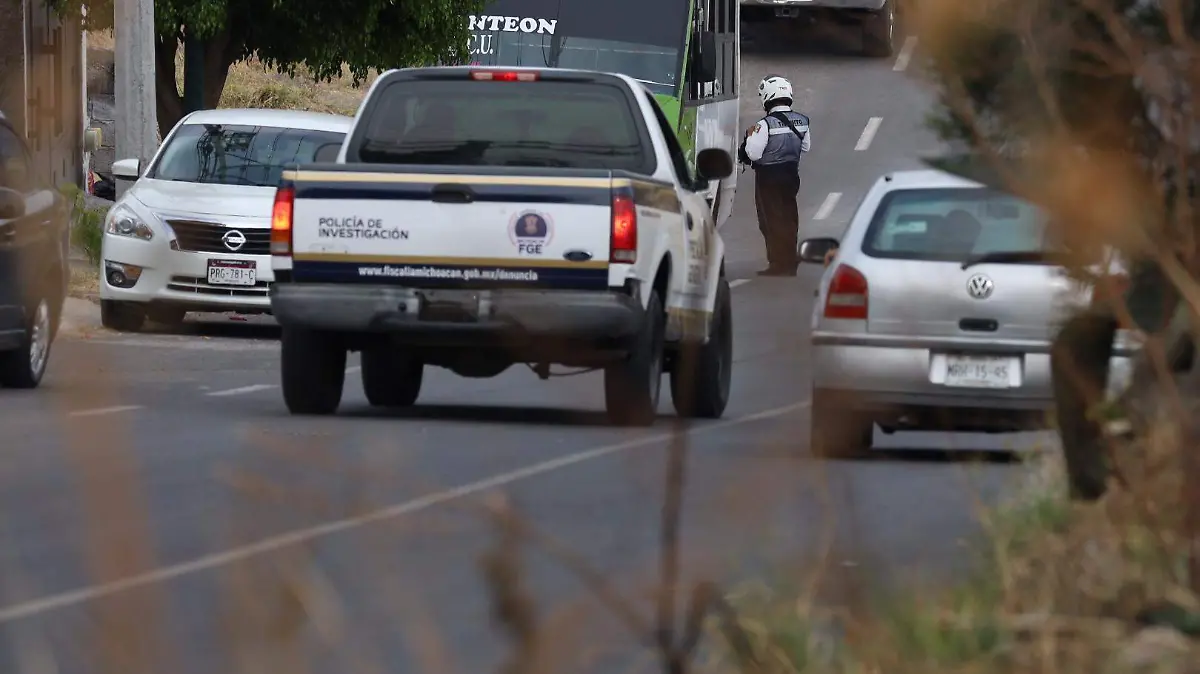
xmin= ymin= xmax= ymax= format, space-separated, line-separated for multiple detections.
xmin=671 ymin=277 xmax=732 ymax=419
xmin=281 ymin=327 xmax=346 ymax=415
xmin=605 ymin=289 xmax=665 ymax=426
xmin=361 ymin=346 xmax=423 ymax=408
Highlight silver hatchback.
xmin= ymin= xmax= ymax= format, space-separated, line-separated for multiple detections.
xmin=798 ymin=169 xmax=1134 ymax=457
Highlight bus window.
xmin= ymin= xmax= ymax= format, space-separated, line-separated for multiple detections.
xmin=468 ymin=0 xmax=691 ymax=97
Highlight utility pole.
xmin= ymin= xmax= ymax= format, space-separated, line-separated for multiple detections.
xmin=113 ymin=0 xmax=157 ymax=198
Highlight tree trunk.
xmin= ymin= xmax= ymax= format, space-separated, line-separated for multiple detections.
xmin=152 ymin=27 xmax=240 ymax=139
xmin=1050 ymin=309 xmax=1118 ymax=501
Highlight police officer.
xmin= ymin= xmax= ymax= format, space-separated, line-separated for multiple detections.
xmin=739 ymin=75 xmax=811 ymax=276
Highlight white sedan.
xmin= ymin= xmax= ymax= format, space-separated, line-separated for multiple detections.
xmin=99 ymin=108 xmax=352 ymax=331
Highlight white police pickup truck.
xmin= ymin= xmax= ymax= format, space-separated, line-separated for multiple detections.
xmin=268 ymin=66 xmax=736 ymax=425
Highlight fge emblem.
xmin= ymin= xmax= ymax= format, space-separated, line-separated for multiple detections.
xmin=509 ymin=210 xmax=553 ymax=255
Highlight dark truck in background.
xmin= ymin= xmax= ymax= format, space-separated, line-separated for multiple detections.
xmin=741 ymin=0 xmax=901 ymax=57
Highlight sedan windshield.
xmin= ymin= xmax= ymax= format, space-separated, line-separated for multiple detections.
xmin=862 ymin=188 xmax=1055 ymax=263
xmin=148 ymin=124 xmax=345 ymax=187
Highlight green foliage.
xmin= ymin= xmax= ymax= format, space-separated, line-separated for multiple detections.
xmin=59 ymin=184 xmax=107 ymax=266
xmin=922 ymin=0 xmax=1200 ymax=158
xmin=48 ymin=0 xmax=484 ymax=84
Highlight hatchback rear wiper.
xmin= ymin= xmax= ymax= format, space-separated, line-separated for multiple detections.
xmin=960 ymin=251 xmax=1061 ymax=270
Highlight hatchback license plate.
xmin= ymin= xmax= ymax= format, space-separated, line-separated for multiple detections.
xmin=944 ymin=355 xmax=1014 ymax=388
xmin=207 ymin=259 xmax=256 ymax=286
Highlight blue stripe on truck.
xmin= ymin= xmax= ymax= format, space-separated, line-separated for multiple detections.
xmin=292 ymin=260 xmax=610 ymax=289
xmin=293 ymin=180 xmax=612 ymax=205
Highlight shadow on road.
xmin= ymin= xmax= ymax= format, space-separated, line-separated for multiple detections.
xmin=138 ymin=314 xmax=282 ymax=341
xmin=338 ymin=403 xmax=631 ymax=428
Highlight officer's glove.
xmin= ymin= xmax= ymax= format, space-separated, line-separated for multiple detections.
xmin=737 ymin=140 xmax=752 ymax=166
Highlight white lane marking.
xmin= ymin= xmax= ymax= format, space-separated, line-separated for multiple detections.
xmin=855 ymin=117 xmax=883 ymax=151
xmin=893 ymin=36 xmax=917 ymax=71
xmin=0 ymin=399 xmax=810 ymax=623
xmin=813 ymin=192 xmax=842 ymax=221
xmin=729 ymin=279 xmax=750 ymax=288
xmin=67 ymin=405 xmax=142 ymax=417
xmin=206 ymin=384 xmax=276 ymax=397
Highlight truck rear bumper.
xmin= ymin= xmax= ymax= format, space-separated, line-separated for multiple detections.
xmin=270 ymin=283 xmax=644 ymax=343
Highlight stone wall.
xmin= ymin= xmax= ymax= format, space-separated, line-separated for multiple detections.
xmin=0 ymin=0 xmax=27 ymax=134
xmin=0 ymin=1 xmax=87 ymax=190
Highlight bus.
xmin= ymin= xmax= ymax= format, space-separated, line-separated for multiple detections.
xmin=466 ymin=0 xmax=740 ymax=228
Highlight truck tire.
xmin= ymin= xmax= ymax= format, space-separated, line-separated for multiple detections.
xmin=361 ymin=347 xmax=423 ymax=408
xmin=280 ymin=327 xmax=346 ymax=415
xmin=605 ymin=289 xmax=665 ymax=426
xmin=100 ymin=300 xmax=145 ymax=332
xmin=861 ymin=0 xmax=896 ymax=57
xmin=0 ymin=297 xmax=54 ymax=389
xmin=809 ymin=396 xmax=874 ymax=459
xmin=671 ymin=277 xmax=732 ymax=419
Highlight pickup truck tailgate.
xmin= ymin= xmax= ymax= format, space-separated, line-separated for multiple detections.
xmin=286 ymin=166 xmax=613 ymax=289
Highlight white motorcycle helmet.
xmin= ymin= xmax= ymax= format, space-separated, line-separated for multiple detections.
xmin=758 ymin=75 xmax=793 ymax=108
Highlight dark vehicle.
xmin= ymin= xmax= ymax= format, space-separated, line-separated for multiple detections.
xmin=0 ymin=111 xmax=71 ymax=388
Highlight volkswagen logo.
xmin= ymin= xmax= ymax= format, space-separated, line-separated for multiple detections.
xmin=966 ymin=274 xmax=994 ymax=299
xmin=222 ymin=229 xmax=246 ymax=251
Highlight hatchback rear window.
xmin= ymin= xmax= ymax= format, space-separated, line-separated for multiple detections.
xmin=861 ymin=188 xmax=1052 ymax=262
xmin=350 ymin=78 xmax=652 ymax=173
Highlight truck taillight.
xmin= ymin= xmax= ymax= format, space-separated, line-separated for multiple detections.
xmin=470 ymin=70 xmax=538 ymax=81
xmin=610 ymin=194 xmax=636 ymax=263
xmin=824 ymin=264 xmax=868 ymax=319
xmin=270 ymin=186 xmax=294 ymax=255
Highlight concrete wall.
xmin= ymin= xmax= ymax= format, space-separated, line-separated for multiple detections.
xmin=0 ymin=0 xmax=86 ymax=190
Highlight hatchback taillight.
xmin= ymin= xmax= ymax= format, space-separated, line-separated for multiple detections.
xmin=824 ymin=264 xmax=868 ymax=319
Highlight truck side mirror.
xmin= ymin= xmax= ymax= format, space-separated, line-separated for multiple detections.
xmin=696 ymin=148 xmax=733 ymax=180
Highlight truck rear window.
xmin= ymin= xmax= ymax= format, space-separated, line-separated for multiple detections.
xmin=861 ymin=188 xmax=1054 ymax=262
xmin=351 ymin=79 xmax=652 ymax=173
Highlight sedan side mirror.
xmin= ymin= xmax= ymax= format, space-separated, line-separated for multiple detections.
xmin=112 ymin=157 xmax=141 ymax=180
xmin=799 ymin=237 xmax=839 ymax=264
xmin=695 ymin=148 xmax=733 ymax=180
xmin=0 ymin=187 xmax=23 ymax=219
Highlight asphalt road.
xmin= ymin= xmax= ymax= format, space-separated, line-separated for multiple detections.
xmin=0 ymin=25 xmax=1047 ymax=674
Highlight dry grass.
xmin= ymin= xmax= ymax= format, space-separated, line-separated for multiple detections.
xmin=87 ymin=30 xmax=376 ymax=116
xmin=69 ymin=265 xmax=100 ymax=300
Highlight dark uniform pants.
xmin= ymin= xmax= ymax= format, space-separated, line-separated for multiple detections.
xmin=753 ymin=168 xmax=801 ymax=270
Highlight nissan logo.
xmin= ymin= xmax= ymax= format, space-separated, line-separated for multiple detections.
xmin=222 ymin=229 xmax=246 ymax=251
xmin=966 ymin=274 xmax=994 ymax=299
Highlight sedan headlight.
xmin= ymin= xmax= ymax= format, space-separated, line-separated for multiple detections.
xmin=105 ymin=205 xmax=154 ymax=241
